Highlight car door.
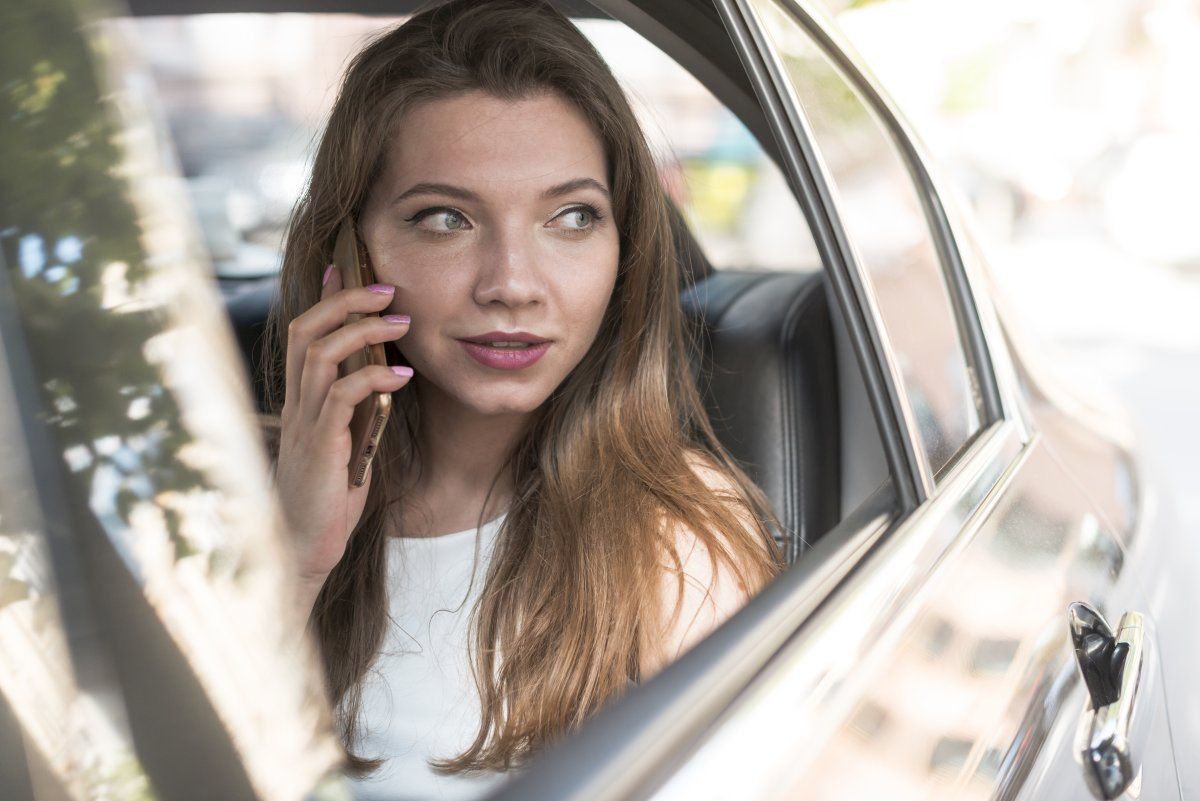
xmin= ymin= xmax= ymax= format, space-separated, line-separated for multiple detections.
xmin=632 ymin=1 xmax=1180 ymax=799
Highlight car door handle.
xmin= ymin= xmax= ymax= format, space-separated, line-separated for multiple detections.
xmin=1068 ymin=602 xmax=1150 ymax=800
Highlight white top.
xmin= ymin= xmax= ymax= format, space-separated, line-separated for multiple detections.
xmin=347 ymin=514 xmax=509 ymax=801
xmin=343 ymin=459 xmax=756 ymax=800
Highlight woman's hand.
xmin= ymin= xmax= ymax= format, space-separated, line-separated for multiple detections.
xmin=274 ymin=264 xmax=412 ymax=614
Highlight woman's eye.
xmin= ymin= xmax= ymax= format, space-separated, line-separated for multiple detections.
xmin=406 ymin=207 xmax=471 ymax=234
xmin=551 ymin=205 xmax=602 ymax=233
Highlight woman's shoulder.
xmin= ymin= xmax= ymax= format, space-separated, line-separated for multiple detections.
xmin=639 ymin=447 xmax=772 ymax=678
xmin=681 ymin=447 xmax=740 ymax=497
xmin=678 ymin=447 xmax=768 ymax=551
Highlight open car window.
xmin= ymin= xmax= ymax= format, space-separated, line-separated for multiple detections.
xmin=115 ymin=6 xmax=894 ymax=544
xmin=2 ymin=1 xmax=921 ymax=799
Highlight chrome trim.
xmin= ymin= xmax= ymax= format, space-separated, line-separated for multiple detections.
xmin=771 ymin=0 xmax=1005 ymax=431
xmin=721 ymin=0 xmax=931 ymax=504
xmin=1074 ymin=611 xmax=1152 ymax=800
xmin=921 ymin=164 xmax=1036 ymax=443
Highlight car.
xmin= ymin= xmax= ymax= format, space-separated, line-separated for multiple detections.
xmin=0 ymin=0 xmax=1187 ymax=800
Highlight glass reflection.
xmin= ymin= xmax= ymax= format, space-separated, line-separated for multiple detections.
xmin=751 ymin=0 xmax=984 ymax=476
xmin=0 ymin=351 xmax=157 ymax=799
xmin=1 ymin=0 xmax=341 ymax=798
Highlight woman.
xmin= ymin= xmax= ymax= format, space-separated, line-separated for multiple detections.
xmin=264 ymin=0 xmax=782 ymax=797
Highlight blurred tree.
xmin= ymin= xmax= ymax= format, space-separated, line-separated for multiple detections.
xmin=0 ymin=0 xmax=208 ymax=565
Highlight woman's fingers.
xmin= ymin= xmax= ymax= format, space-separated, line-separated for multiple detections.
xmin=296 ymin=313 xmax=410 ymax=425
xmin=312 ymin=364 xmax=413 ymax=453
xmin=283 ymin=270 xmax=396 ymax=419
xmin=285 ymin=264 xmax=340 ymax=419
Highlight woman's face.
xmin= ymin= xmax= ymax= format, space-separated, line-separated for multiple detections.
xmin=360 ymin=90 xmax=619 ymax=419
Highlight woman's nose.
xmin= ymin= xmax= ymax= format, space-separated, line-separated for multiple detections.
xmin=471 ymin=226 xmax=547 ymax=309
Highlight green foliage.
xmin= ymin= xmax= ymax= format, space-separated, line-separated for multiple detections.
xmin=0 ymin=0 xmax=209 ymax=586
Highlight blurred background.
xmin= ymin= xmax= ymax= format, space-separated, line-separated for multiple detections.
xmin=806 ymin=0 xmax=1200 ymax=559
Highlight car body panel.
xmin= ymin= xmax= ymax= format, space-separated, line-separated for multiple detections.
xmin=688 ymin=2 xmax=1179 ymax=799
xmin=645 ymin=431 xmax=1176 ymax=800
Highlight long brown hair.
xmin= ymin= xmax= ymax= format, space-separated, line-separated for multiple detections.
xmin=262 ymin=0 xmax=782 ymax=774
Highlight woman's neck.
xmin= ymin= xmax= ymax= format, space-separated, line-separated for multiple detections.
xmin=399 ymin=380 xmax=530 ymax=537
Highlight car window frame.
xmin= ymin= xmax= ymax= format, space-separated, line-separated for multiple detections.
xmin=733 ymin=0 xmax=1012 ymax=492
xmin=592 ymin=0 xmax=923 ymax=512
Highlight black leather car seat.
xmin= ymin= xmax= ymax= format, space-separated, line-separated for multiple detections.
xmin=220 ymin=209 xmax=840 ymax=565
xmin=681 ymin=268 xmax=840 ymax=564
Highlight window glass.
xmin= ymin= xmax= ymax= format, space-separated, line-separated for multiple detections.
xmin=581 ymin=20 xmax=820 ymax=273
xmin=750 ymin=0 xmax=985 ymax=477
xmin=119 ymin=14 xmax=821 ymax=277
xmin=0 ymin=353 xmax=158 ymax=800
xmin=2 ymin=10 xmax=344 ymax=797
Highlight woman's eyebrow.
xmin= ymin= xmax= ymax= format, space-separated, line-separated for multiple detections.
xmin=392 ymin=177 xmax=610 ymax=206
xmin=540 ymin=177 xmax=610 ymax=201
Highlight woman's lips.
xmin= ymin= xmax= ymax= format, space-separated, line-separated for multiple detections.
xmin=457 ymin=340 xmax=552 ymax=370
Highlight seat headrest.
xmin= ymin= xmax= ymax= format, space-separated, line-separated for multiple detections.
xmin=681 ymin=269 xmax=840 ymax=563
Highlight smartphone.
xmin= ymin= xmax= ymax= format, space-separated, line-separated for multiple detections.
xmin=332 ymin=218 xmax=392 ymax=488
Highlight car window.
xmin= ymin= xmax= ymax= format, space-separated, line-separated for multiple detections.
xmin=116 ymin=9 xmax=892 ymax=541
xmin=580 ymin=19 xmax=820 ymax=274
xmin=118 ymin=13 xmax=822 ymax=278
xmin=748 ymin=0 xmax=987 ymax=479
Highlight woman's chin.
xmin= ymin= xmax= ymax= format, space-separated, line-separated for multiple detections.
xmin=464 ymin=390 xmax=551 ymax=418
xmin=429 ymin=378 xmax=553 ymax=418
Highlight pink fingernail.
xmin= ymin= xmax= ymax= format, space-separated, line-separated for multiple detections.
xmin=382 ymin=314 xmax=410 ymax=324
xmin=390 ymin=365 xmax=414 ymax=377
xmin=367 ymin=284 xmax=395 ymax=294
xmin=322 ymin=264 xmax=334 ymax=286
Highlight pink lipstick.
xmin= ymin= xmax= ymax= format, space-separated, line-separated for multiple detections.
xmin=457 ymin=331 xmax=552 ymax=371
